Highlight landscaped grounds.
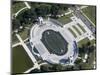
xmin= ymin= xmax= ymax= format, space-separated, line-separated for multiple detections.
xmin=12 ymin=45 xmax=33 ymax=73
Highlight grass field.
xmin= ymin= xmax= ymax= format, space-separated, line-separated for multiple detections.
xmin=77 ymin=38 xmax=96 ymax=69
xmin=12 ymin=28 xmax=29 ymax=45
xmin=78 ymin=45 xmax=96 ymax=70
xmin=12 ymin=34 xmax=20 ymax=45
xmin=19 ymin=28 xmax=29 ymax=40
xmin=78 ymin=38 xmax=89 ymax=47
xmin=82 ymin=6 xmax=96 ymax=26
xmin=41 ymin=30 xmax=68 ymax=55
xmin=78 ymin=37 xmax=95 ymax=47
xmin=77 ymin=23 xmax=86 ymax=33
xmin=12 ymin=1 xmax=26 ymax=14
xmin=84 ymin=50 xmax=96 ymax=69
xmin=68 ymin=28 xmax=77 ymax=38
xmin=57 ymin=13 xmax=73 ymax=25
xmin=72 ymin=25 xmax=82 ymax=35
xmin=12 ymin=45 xmax=33 ymax=73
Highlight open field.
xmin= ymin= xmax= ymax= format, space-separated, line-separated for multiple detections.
xmin=12 ymin=34 xmax=20 ymax=45
xmin=19 ymin=28 xmax=29 ymax=40
xmin=77 ymin=37 xmax=96 ymax=69
xmin=57 ymin=13 xmax=73 ymax=25
xmin=12 ymin=28 xmax=29 ymax=45
xmin=78 ymin=38 xmax=95 ymax=47
xmin=12 ymin=45 xmax=33 ymax=73
xmin=11 ymin=1 xmax=96 ymax=72
xmin=72 ymin=25 xmax=82 ymax=35
xmin=78 ymin=47 xmax=96 ymax=70
xmin=12 ymin=1 xmax=26 ymax=14
xmin=77 ymin=23 xmax=86 ymax=33
xmin=82 ymin=6 xmax=96 ymax=25
xmin=68 ymin=28 xmax=77 ymax=38
xmin=78 ymin=38 xmax=89 ymax=47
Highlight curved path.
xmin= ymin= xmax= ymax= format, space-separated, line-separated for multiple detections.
xmin=14 ymin=2 xmax=31 ymax=17
xmin=15 ymin=7 xmax=28 ymax=17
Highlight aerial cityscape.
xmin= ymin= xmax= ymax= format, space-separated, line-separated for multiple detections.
xmin=11 ymin=0 xmax=96 ymax=74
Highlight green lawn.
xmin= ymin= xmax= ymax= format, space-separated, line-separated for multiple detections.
xmin=79 ymin=48 xmax=96 ymax=70
xmin=77 ymin=23 xmax=86 ymax=33
xmin=12 ymin=34 xmax=20 ymax=45
xmin=77 ymin=38 xmax=96 ymax=69
xmin=57 ymin=13 xmax=73 ymax=25
xmin=78 ymin=38 xmax=96 ymax=47
xmin=12 ymin=1 xmax=26 ymax=14
xmin=91 ymin=39 xmax=96 ymax=44
xmin=19 ymin=28 xmax=29 ymax=40
xmin=87 ymin=50 xmax=96 ymax=69
xmin=72 ymin=25 xmax=82 ymax=35
xmin=82 ymin=6 xmax=96 ymax=26
xmin=12 ymin=45 xmax=33 ymax=73
xmin=78 ymin=38 xmax=89 ymax=47
xmin=68 ymin=28 xmax=77 ymax=38
xmin=12 ymin=28 xmax=29 ymax=45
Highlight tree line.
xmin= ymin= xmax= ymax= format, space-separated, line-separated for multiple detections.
xmin=12 ymin=3 xmax=70 ymax=31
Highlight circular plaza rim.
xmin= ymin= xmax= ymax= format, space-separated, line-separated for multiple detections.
xmin=30 ymin=19 xmax=78 ymax=65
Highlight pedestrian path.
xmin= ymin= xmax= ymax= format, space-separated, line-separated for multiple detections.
xmin=63 ymin=14 xmax=95 ymax=42
xmin=80 ymin=9 xmax=95 ymax=26
xmin=15 ymin=7 xmax=28 ymax=17
xmin=12 ymin=42 xmax=21 ymax=48
xmin=24 ymin=62 xmax=47 ymax=73
xmin=12 ymin=37 xmax=29 ymax=48
xmin=16 ymin=34 xmax=40 ymax=69
xmin=14 ymin=2 xmax=31 ymax=17
xmin=24 ymin=2 xmax=31 ymax=9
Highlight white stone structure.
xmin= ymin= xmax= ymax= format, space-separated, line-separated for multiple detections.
xmin=30 ymin=19 xmax=78 ymax=65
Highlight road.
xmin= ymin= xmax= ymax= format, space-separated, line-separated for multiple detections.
xmin=70 ymin=6 xmax=96 ymax=37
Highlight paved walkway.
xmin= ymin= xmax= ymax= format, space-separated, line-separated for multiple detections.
xmin=24 ymin=2 xmax=31 ymax=9
xmin=15 ymin=2 xmax=31 ymax=17
xmin=12 ymin=42 xmax=21 ymax=47
xmin=16 ymin=34 xmax=40 ymax=69
xmin=75 ymin=24 xmax=84 ymax=34
xmin=12 ymin=37 xmax=29 ymax=48
xmin=80 ymin=6 xmax=88 ymax=9
xmin=51 ymin=6 xmax=88 ymax=18
xmin=63 ymin=15 xmax=95 ymax=42
xmin=56 ymin=5 xmax=95 ymax=42
xmin=56 ymin=6 xmax=88 ymax=18
xmin=80 ymin=9 xmax=95 ymax=26
xmin=70 ymin=6 xmax=95 ymax=34
xmin=15 ymin=7 xmax=28 ymax=17
xmin=24 ymin=62 xmax=47 ymax=73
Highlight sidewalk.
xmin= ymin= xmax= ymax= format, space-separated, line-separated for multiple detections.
xmin=16 ymin=34 xmax=40 ymax=69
